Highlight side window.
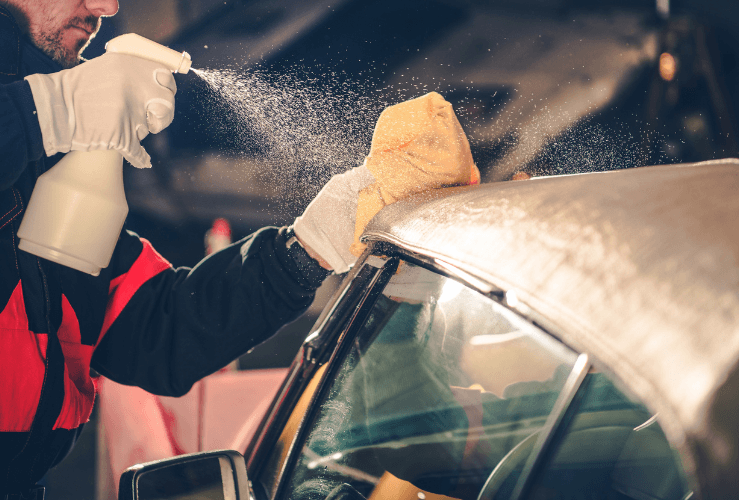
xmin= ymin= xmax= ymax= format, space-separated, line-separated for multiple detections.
xmin=509 ymin=373 xmax=693 ymax=500
xmin=277 ymin=262 xmax=580 ymax=500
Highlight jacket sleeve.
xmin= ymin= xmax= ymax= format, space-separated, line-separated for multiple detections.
xmin=91 ymin=226 xmax=326 ymax=397
xmin=0 ymin=80 xmax=45 ymax=190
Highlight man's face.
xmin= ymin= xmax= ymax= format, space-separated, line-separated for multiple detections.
xmin=5 ymin=0 xmax=119 ymax=68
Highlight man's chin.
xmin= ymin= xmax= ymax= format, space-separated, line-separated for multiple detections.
xmin=49 ymin=48 xmax=81 ymax=68
xmin=36 ymin=33 xmax=91 ymax=68
xmin=33 ymin=41 xmax=76 ymax=68
xmin=62 ymin=34 xmax=92 ymax=67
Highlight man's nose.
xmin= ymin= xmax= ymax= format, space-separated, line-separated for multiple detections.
xmin=84 ymin=0 xmax=119 ymax=17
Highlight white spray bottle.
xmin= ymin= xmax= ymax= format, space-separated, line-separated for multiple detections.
xmin=17 ymin=34 xmax=192 ymax=276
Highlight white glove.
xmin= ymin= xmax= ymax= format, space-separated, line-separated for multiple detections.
xmin=25 ymin=52 xmax=177 ymax=169
xmin=294 ymin=164 xmax=376 ymax=274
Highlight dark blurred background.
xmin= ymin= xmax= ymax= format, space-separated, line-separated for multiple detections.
xmin=45 ymin=0 xmax=739 ymax=497
xmin=82 ymin=0 xmax=739 ymax=268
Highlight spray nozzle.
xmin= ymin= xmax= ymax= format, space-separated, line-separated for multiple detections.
xmin=105 ymin=33 xmax=192 ymax=74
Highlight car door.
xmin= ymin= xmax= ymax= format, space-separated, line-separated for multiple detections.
xmin=248 ymin=252 xmax=694 ymax=500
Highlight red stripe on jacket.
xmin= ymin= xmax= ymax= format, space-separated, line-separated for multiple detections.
xmin=98 ymin=238 xmax=172 ymax=344
xmin=0 ymin=239 xmax=171 ymax=432
xmin=53 ymin=294 xmax=95 ymax=430
xmin=0 ymin=280 xmax=28 ymax=330
xmin=0 ymin=281 xmax=46 ymax=432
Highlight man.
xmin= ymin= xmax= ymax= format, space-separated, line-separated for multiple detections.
xmin=0 ymin=0 xmax=370 ymax=497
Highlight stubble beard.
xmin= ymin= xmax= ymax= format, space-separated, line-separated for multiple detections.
xmin=31 ymin=15 xmax=100 ymax=68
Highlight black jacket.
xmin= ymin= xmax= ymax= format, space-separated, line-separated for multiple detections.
xmin=0 ymin=6 xmax=327 ymax=494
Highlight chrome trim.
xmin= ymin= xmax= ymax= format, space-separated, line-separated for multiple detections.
xmin=434 ymin=258 xmax=497 ymax=295
xmin=634 ymin=414 xmax=660 ymax=432
xmin=510 ymin=353 xmax=591 ymax=499
xmin=363 ymin=230 xmax=503 ymax=294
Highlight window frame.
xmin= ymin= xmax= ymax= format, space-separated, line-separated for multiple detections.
xmin=268 ymin=255 xmax=400 ymax=500
xmin=247 ymin=240 xmax=685 ymax=500
xmin=247 ymin=253 xmax=399 ymax=499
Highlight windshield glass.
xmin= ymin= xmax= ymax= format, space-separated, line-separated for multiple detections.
xmin=280 ymin=261 xmax=578 ymax=499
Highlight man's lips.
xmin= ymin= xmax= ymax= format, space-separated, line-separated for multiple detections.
xmin=70 ymin=25 xmax=94 ymax=36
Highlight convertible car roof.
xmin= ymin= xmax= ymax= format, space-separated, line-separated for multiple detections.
xmin=363 ymin=158 xmax=739 ymax=497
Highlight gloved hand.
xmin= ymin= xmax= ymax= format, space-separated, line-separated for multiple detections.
xmin=25 ymin=52 xmax=177 ymax=169
xmin=293 ymin=164 xmax=376 ymax=274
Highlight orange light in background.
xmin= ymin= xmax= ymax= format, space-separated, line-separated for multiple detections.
xmin=659 ymin=52 xmax=677 ymax=81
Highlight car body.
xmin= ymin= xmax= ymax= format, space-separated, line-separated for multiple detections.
xmin=115 ymin=158 xmax=739 ymax=500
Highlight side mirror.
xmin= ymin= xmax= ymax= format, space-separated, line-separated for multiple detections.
xmin=118 ymin=450 xmax=252 ymax=500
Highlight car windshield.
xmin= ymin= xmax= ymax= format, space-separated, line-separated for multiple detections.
xmin=280 ymin=261 xmax=579 ymax=499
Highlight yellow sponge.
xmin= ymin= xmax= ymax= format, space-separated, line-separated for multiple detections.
xmin=350 ymin=92 xmax=480 ymax=256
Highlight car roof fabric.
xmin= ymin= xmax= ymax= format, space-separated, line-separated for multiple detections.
xmin=363 ymin=159 xmax=739 ymax=493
